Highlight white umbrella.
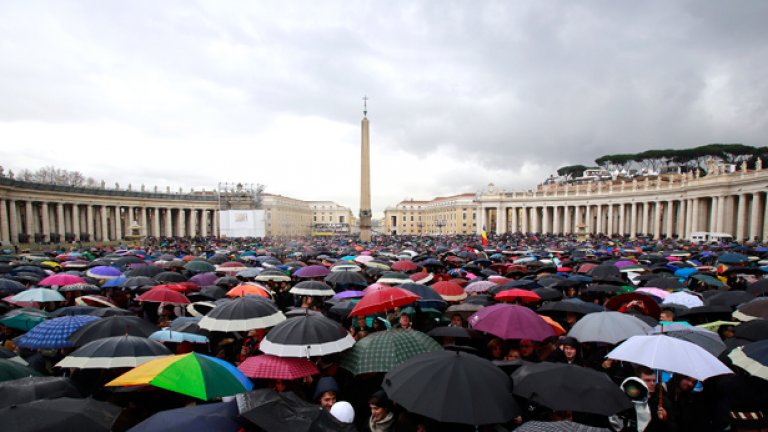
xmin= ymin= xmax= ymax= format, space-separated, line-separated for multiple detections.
xmin=662 ymin=292 xmax=704 ymax=309
xmin=607 ymin=334 xmax=732 ymax=381
xmin=12 ymin=288 xmax=66 ymax=303
xmin=567 ymin=311 xmax=651 ymax=345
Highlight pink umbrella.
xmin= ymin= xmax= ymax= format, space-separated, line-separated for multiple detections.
xmin=635 ymin=287 xmax=668 ymax=300
xmin=238 ymin=354 xmax=319 ymax=380
xmin=38 ymin=274 xmax=86 ymax=287
xmin=469 ymin=304 xmax=556 ymax=341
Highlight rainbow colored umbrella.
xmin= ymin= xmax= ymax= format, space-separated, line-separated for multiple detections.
xmin=106 ymin=352 xmax=251 ymax=400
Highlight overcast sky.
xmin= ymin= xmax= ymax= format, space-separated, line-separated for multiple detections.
xmin=2 ymin=1 xmax=767 ymax=217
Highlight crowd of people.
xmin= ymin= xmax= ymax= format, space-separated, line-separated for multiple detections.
xmin=0 ymin=232 xmax=766 ymax=431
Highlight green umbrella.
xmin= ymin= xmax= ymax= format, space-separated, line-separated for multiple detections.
xmin=0 ymin=359 xmax=42 ymax=382
xmin=339 ymin=329 xmax=442 ymax=375
xmin=690 ymin=274 xmax=727 ymax=288
xmin=183 ymin=260 xmax=215 ymax=273
xmin=0 ymin=308 xmax=49 ymax=331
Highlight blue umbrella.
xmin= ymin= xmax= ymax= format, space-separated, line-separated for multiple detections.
xmin=102 ymin=277 xmax=127 ymax=288
xmin=397 ymin=283 xmax=447 ymax=309
xmin=718 ymin=253 xmax=749 ymax=264
xmin=208 ymin=357 xmax=253 ymax=391
xmin=675 ymin=267 xmax=698 ymax=279
xmin=128 ymin=400 xmax=240 ymax=432
xmin=149 ymin=329 xmax=209 ymax=344
xmin=17 ymin=315 xmax=100 ymax=349
xmin=0 ymin=279 xmax=26 ymax=294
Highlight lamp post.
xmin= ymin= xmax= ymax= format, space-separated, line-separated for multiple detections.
xmin=436 ymin=218 xmax=446 ymax=236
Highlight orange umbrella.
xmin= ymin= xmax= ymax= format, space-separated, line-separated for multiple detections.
xmin=495 ymin=288 xmax=541 ymax=303
xmin=226 ymin=284 xmax=269 ymax=298
xmin=539 ymin=314 xmax=566 ymax=336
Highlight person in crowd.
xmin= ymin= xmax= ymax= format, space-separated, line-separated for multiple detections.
xmin=368 ymin=390 xmax=396 ymax=432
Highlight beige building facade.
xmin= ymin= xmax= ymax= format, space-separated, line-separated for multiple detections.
xmin=308 ymin=201 xmax=354 ymax=236
xmin=384 ymin=194 xmax=478 ymax=235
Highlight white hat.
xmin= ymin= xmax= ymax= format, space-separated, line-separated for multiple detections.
xmin=330 ymin=401 xmax=355 ymax=424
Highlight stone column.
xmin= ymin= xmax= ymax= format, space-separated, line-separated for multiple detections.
xmin=114 ymin=206 xmax=122 ymax=241
xmin=72 ymin=204 xmax=80 ymax=241
xmin=676 ymin=200 xmax=686 ymax=239
xmin=8 ymin=200 xmax=18 ymax=243
xmin=213 ymin=210 xmax=219 ymax=237
xmin=477 ymin=205 xmax=486 ymax=235
xmin=665 ymin=201 xmax=674 ymax=239
xmin=563 ymin=206 xmax=571 ymax=235
xmin=165 ymin=209 xmax=173 ymax=237
xmin=87 ymin=205 xmax=95 ymax=241
xmin=41 ymin=203 xmax=51 ymax=243
xmin=100 ymin=206 xmax=110 ymax=242
xmin=152 ymin=208 xmax=160 ymax=237
xmin=640 ymin=202 xmax=648 ymax=236
xmin=653 ymin=202 xmax=662 ymax=239
xmin=55 ymin=203 xmax=65 ymax=241
xmin=716 ymin=195 xmax=726 ymax=233
xmin=630 ymin=202 xmax=637 ymax=239
xmin=750 ymin=193 xmax=762 ymax=242
xmin=607 ymin=204 xmax=614 ymax=236
xmin=0 ymin=199 xmax=8 ymax=243
xmin=690 ymin=199 xmax=699 ymax=235
xmin=709 ymin=197 xmax=719 ymax=232
xmin=189 ymin=209 xmax=198 ymax=237
xmin=552 ymin=206 xmax=560 ymax=235
xmin=497 ymin=205 xmax=507 ymax=234
xmin=176 ymin=208 xmax=185 ymax=237
xmin=510 ymin=207 xmax=519 ymax=233
xmin=541 ymin=206 xmax=549 ymax=234
xmin=594 ymin=204 xmax=602 ymax=234
xmin=521 ymin=207 xmax=529 ymax=233
xmin=736 ymin=194 xmax=747 ymax=241
xmin=201 ymin=210 xmax=208 ymax=237
xmin=584 ymin=205 xmax=591 ymax=234
xmin=25 ymin=201 xmax=35 ymax=240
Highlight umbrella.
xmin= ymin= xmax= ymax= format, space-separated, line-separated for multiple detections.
xmin=106 ymin=352 xmax=251 ymax=400
xmin=237 ymin=389 xmax=355 ymax=432
xmin=339 ymin=329 xmax=442 ymax=375
xmin=464 ymin=280 xmax=497 ymax=294
xmin=427 ymin=326 xmax=481 ymax=339
xmin=382 ymin=350 xmax=519 ymax=425
xmin=377 ymin=271 xmax=412 ymax=285
xmin=0 ymin=397 xmax=122 ymax=432
xmin=154 ymin=271 xmax=187 ymax=283
xmin=0 ymin=358 xmax=42 ymax=382
xmin=605 ymin=292 xmax=662 ymax=320
xmin=469 ymin=304 xmax=555 ymax=341
xmin=431 ymin=281 xmax=468 ymax=301
xmin=690 ymin=273 xmax=727 ymax=289
xmin=512 ymin=362 xmax=632 ymax=415
xmin=68 ymin=316 xmax=158 ymax=346
xmin=663 ymin=292 xmax=704 ymax=309
xmin=728 ymin=339 xmax=768 ymax=380
xmin=149 ymin=329 xmax=209 ymax=344
xmin=607 ymin=334 xmax=732 ymax=381
xmin=137 ymin=287 xmax=190 ymax=305
xmin=349 ymin=286 xmax=420 ymax=317
xmin=12 ymin=288 xmax=65 ymax=303
xmin=293 ymin=265 xmax=330 ymax=278
xmin=121 ymin=276 xmax=159 ymax=289
xmin=330 ymin=290 xmax=364 ymax=300
xmin=538 ymin=299 xmax=605 ymax=316
xmin=718 ymin=253 xmax=749 ymax=264
xmin=0 ymin=308 xmax=49 ymax=331
xmin=254 ymin=270 xmax=291 ymax=282
xmin=289 ymin=281 xmax=335 ymax=297
xmin=747 ymin=279 xmax=768 ymax=296
xmin=706 ymin=291 xmax=754 ymax=308
xmin=124 ymin=266 xmax=164 ymax=278
xmin=226 ymin=284 xmax=270 ymax=298
xmin=396 ymin=283 xmax=447 ymax=309
xmin=74 ymin=295 xmax=116 ymax=308
xmin=50 ymin=305 xmax=98 ymax=317
xmin=444 ymin=303 xmax=484 ymax=320
xmin=189 ymin=272 xmax=218 ymax=287
xmin=85 ymin=266 xmax=122 ymax=279
xmin=495 ymin=288 xmax=541 ymax=303
xmin=391 ymin=260 xmax=418 ymax=272
xmin=17 ymin=315 xmax=100 ymax=350
xmin=183 ymin=260 xmax=215 ymax=273
xmin=37 ymin=274 xmax=86 ymax=287
xmin=0 ymin=279 xmax=27 ymax=295
xmin=733 ymin=298 xmax=768 ymax=321
xmin=237 ymin=354 xmax=319 ymax=380
xmin=199 ymin=296 xmax=286 ymax=332
xmin=653 ymin=324 xmax=727 ymax=356
xmin=0 ymin=376 xmax=81 ymax=409
xmin=57 ymin=283 xmax=100 ymax=293
xmin=324 ymin=271 xmax=367 ymax=287
xmin=129 ymin=400 xmax=241 ymax=432
xmin=57 ymin=335 xmax=172 ymax=369
xmin=645 ymin=278 xmax=684 ymax=289
xmin=567 ymin=311 xmax=652 ymax=344
xmin=237 ymin=268 xmax=262 ymax=279
xmin=259 ymin=313 xmax=355 ymax=358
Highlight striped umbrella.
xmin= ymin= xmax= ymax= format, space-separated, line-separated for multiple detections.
xmin=17 ymin=315 xmax=100 ymax=350
xmin=259 ymin=314 xmax=355 ymax=358
xmin=199 ymin=296 xmax=285 ymax=332
xmin=56 ymin=335 xmax=172 ymax=369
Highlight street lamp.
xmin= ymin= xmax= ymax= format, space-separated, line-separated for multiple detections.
xmin=435 ymin=218 xmax=446 ymax=236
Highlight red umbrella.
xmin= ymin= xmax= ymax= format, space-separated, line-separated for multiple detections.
xmin=137 ymin=288 xmax=190 ymax=305
xmin=38 ymin=274 xmax=86 ymax=287
xmin=154 ymin=283 xmax=197 ymax=293
xmin=391 ymin=261 xmax=418 ymax=272
xmin=431 ymin=281 xmax=467 ymax=302
xmin=349 ymin=287 xmax=420 ymax=317
xmin=238 ymin=354 xmax=319 ymax=380
xmin=495 ymin=289 xmax=541 ymax=303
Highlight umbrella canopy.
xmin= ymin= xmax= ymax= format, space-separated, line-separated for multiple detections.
xmin=149 ymin=329 xmax=209 ymax=344
xmin=289 ymin=281 xmax=335 ymax=297
xmin=349 ymin=286 xmax=420 ymax=317
xmin=259 ymin=313 xmax=355 ymax=358
xmin=57 ymin=335 xmax=172 ymax=369
xmin=431 ymin=281 xmax=468 ymax=302
xmin=339 ymin=329 xmax=442 ymax=375
xmin=512 ymin=362 xmax=632 ymax=415
xmin=68 ymin=316 xmax=158 ymax=346
xmin=106 ymin=352 xmax=251 ymax=400
xmin=237 ymin=388 xmax=355 ymax=432
xmin=568 ymin=312 xmax=652 ymax=345
xmin=464 ymin=280 xmax=497 ymax=294
xmin=0 ymin=358 xmax=42 ymax=382
xmin=254 ymin=270 xmax=292 ymax=282
xmin=607 ymin=334 xmax=732 ymax=381
xmin=85 ymin=266 xmax=123 ymax=279
xmin=154 ymin=271 xmax=188 ymax=283
xmin=733 ymin=298 xmax=768 ymax=321
xmin=129 ymin=400 xmax=240 ymax=432
xmin=57 ymin=283 xmax=100 ymax=293
xmin=653 ymin=324 xmax=727 ymax=357
xmin=382 ymin=350 xmax=519 ymax=425
xmin=469 ymin=304 xmax=555 ymax=341
xmin=293 ymin=265 xmax=330 ymax=278
xmin=495 ymin=288 xmax=542 ymax=303
xmin=137 ymin=287 xmax=190 ymax=305
xmin=121 ymin=276 xmax=159 ymax=289
xmin=0 ymin=308 xmax=49 ymax=331
xmin=12 ymin=288 xmax=65 ymax=303
xmin=397 ymin=283 xmax=447 ymax=309
xmin=663 ymin=291 xmax=704 ymax=309
xmin=183 ymin=260 xmax=215 ymax=273
xmin=17 ymin=315 xmax=100 ymax=350
xmin=0 ymin=376 xmax=81 ymax=409
xmin=199 ymin=296 xmax=286 ymax=332
xmin=226 ymin=284 xmax=270 ymax=298
xmin=444 ymin=303 xmax=484 ymax=320
xmin=238 ymin=354 xmax=319 ymax=380
xmin=537 ymin=299 xmax=605 ymax=316
xmin=0 ymin=397 xmax=122 ymax=432
xmin=728 ymin=339 xmax=768 ymax=381
xmin=324 ymin=271 xmax=367 ymax=287
xmin=37 ymin=274 xmax=86 ymax=287
xmin=391 ymin=260 xmax=418 ymax=272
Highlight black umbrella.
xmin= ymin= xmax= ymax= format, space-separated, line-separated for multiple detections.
xmin=706 ymin=291 xmax=755 ymax=308
xmin=214 ymin=276 xmax=240 ymax=287
xmin=121 ymin=276 xmax=158 ymax=290
xmin=532 ymin=287 xmax=563 ymax=301
xmin=0 ymin=376 xmax=81 ymax=408
xmin=677 ymin=305 xmax=733 ymax=324
xmin=88 ymin=307 xmax=134 ymax=318
xmin=57 ymin=335 xmax=171 ymax=369
xmin=0 ymin=397 xmax=122 ymax=432
xmin=198 ymin=296 xmax=286 ymax=332
xmin=465 ymin=294 xmax=494 ymax=306
xmin=382 ymin=350 xmax=520 ymax=425
xmin=0 ymin=278 xmax=26 ymax=295
xmin=289 ymin=281 xmax=336 ymax=297
xmin=326 ymin=300 xmax=356 ymax=320
xmin=512 ymin=362 xmax=632 ymax=416
xmin=154 ymin=271 xmax=187 ymax=283
xmin=124 ymin=266 xmax=164 ymax=278
xmin=733 ymin=319 xmax=768 ymax=342
xmin=238 ymin=389 xmax=355 ymax=432
xmin=197 ymin=285 xmax=227 ymax=300
xmin=538 ymin=299 xmax=604 ymax=316
xmin=130 ymin=400 xmax=241 ymax=432
xmin=427 ymin=326 xmax=481 ymax=339
xmin=324 ymin=271 xmax=367 ymax=287
xmin=259 ymin=313 xmax=355 ymax=357
xmin=645 ymin=278 xmax=684 ymax=289
xmin=747 ymin=279 xmax=768 ymax=296
xmin=68 ymin=316 xmax=158 ymax=346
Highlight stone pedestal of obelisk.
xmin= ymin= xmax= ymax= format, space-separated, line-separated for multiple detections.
xmin=359 ymin=101 xmax=372 ymax=242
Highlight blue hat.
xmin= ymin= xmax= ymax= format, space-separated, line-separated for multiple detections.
xmin=313 ymin=376 xmax=339 ymax=401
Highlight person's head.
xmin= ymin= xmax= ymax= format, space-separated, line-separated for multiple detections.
xmin=676 ymin=375 xmax=697 ymax=393
xmin=369 ymin=390 xmax=392 ymax=422
xmin=504 ymin=348 xmax=521 ymax=361
xmin=718 ymin=324 xmax=735 ymax=340
xmin=564 ymin=312 xmax=579 ymax=326
xmin=319 ymin=390 xmax=337 ymax=410
xmin=330 ymin=401 xmax=355 ymax=424
xmin=487 ymin=338 xmax=503 ymax=359
xmin=519 ymin=339 xmax=535 ymax=357
xmin=566 ymin=286 xmax=578 ymax=298
xmin=399 ymin=313 xmax=412 ymax=330
xmin=660 ymin=308 xmax=675 ymax=322
xmin=450 ymin=313 xmax=464 ymax=327
xmin=637 ymin=366 xmax=657 ymax=394
xmin=356 ymin=315 xmax=367 ymax=328
xmin=621 ymin=377 xmax=649 ymax=403
xmin=560 ymin=337 xmax=579 ymax=362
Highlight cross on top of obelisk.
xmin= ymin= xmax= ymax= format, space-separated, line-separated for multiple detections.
xmin=363 ymin=96 xmax=368 ymax=117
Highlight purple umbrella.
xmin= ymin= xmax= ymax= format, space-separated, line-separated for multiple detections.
xmin=331 ymin=291 xmax=365 ymax=300
xmin=613 ymin=260 xmax=635 ymax=269
xmin=465 ymin=280 xmax=497 ymax=294
xmin=86 ymin=266 xmax=123 ymax=279
xmin=293 ymin=265 xmax=330 ymax=278
xmin=469 ymin=304 xmax=555 ymax=341
xmin=190 ymin=272 xmax=218 ymax=287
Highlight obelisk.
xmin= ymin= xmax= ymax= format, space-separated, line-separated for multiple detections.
xmin=359 ymin=97 xmax=372 ymax=242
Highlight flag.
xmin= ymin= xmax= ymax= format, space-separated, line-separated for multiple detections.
xmin=481 ymin=225 xmax=488 ymax=246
